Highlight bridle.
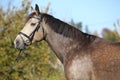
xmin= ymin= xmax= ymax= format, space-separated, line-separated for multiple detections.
xmin=18 ymin=17 xmax=44 ymax=46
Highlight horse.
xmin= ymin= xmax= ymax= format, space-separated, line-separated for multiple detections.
xmin=14 ymin=4 xmax=120 ymax=80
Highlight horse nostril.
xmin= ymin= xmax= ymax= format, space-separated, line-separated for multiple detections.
xmin=16 ymin=40 xmax=20 ymax=46
xmin=14 ymin=39 xmax=20 ymax=47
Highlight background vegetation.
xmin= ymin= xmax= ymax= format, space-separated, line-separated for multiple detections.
xmin=0 ymin=0 xmax=120 ymax=80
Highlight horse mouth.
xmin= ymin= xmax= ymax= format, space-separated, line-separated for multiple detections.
xmin=14 ymin=41 xmax=26 ymax=50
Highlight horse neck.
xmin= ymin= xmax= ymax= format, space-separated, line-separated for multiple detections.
xmin=42 ymin=16 xmax=96 ymax=64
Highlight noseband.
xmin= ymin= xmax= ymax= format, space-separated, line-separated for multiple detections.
xmin=18 ymin=17 xmax=44 ymax=45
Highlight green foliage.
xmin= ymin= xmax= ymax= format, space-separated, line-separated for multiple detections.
xmin=0 ymin=1 xmax=65 ymax=80
xmin=102 ymin=21 xmax=120 ymax=42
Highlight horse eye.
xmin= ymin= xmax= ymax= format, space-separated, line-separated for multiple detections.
xmin=31 ymin=23 xmax=36 ymax=26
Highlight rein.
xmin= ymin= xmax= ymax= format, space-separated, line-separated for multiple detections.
xmin=8 ymin=50 xmax=23 ymax=75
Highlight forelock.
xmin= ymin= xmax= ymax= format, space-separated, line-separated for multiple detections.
xmin=26 ymin=12 xmax=36 ymax=22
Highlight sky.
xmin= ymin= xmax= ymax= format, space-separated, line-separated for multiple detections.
xmin=0 ymin=0 xmax=120 ymax=35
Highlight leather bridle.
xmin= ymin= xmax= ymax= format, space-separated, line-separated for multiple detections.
xmin=18 ymin=17 xmax=44 ymax=46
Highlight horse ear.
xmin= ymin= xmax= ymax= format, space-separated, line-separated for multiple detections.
xmin=35 ymin=4 xmax=40 ymax=15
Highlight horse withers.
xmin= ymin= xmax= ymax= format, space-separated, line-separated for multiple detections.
xmin=14 ymin=4 xmax=120 ymax=80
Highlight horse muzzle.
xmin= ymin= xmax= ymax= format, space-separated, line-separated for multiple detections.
xmin=14 ymin=35 xmax=26 ymax=50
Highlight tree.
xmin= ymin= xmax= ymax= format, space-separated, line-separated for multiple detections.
xmin=0 ymin=1 xmax=65 ymax=80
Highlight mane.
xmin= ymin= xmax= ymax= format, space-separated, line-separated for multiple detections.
xmin=42 ymin=14 xmax=81 ymax=37
xmin=41 ymin=13 xmax=96 ymax=41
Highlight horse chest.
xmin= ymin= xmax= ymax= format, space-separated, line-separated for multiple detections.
xmin=65 ymin=56 xmax=96 ymax=80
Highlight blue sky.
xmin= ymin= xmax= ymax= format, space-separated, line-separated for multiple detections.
xmin=0 ymin=0 xmax=120 ymax=34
